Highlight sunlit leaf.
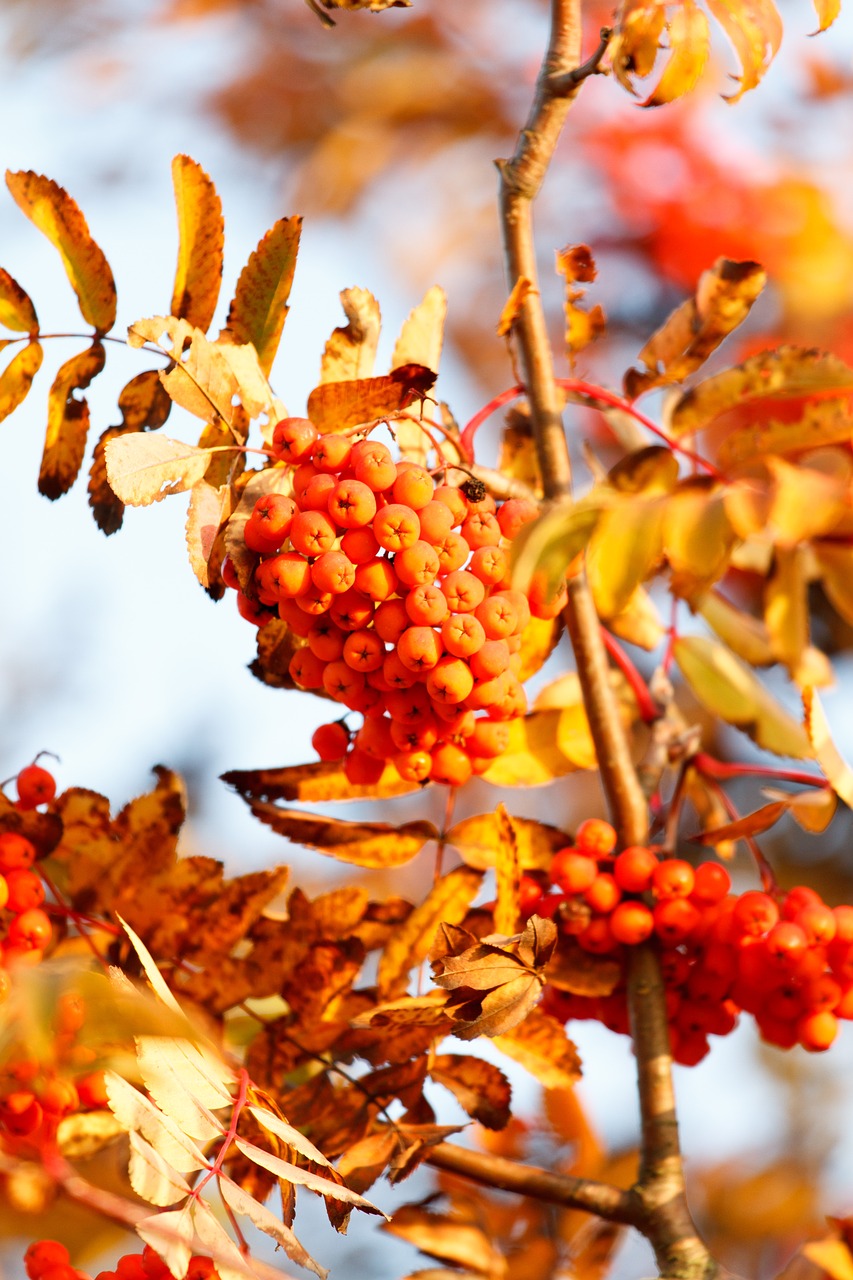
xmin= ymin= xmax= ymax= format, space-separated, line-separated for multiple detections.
xmin=497 ymin=276 xmax=534 ymax=338
xmin=492 ymin=803 xmax=522 ymax=938
xmin=234 ymin=1137 xmax=385 ymax=1214
xmin=0 ymin=267 xmax=38 ymax=333
xmin=128 ymin=1131 xmax=192 ymax=1207
xmin=245 ymin=801 xmax=438 ymax=867
xmin=493 ymin=1007 xmax=582 ymax=1088
xmin=762 ymin=785 xmax=836 ymax=833
xmin=6 ymin=169 xmax=116 ymax=333
xmin=625 ymin=259 xmax=765 ymax=398
xmin=39 ymin=342 xmax=105 ymax=499
xmin=392 ymin=285 xmax=445 ymax=464
xmin=186 ymin=479 xmax=230 ymax=592
xmin=221 ymin=760 xmax=419 ymax=803
xmin=692 ymin=801 xmax=787 ymax=846
xmin=804 ymin=687 xmax=853 ymax=808
xmin=546 ymin=943 xmax=621 ymax=998
xmin=135 ymin=1204 xmax=194 ymax=1280
xmin=642 ymin=0 xmax=710 ymax=105
xmin=696 ymin=590 xmax=774 ymax=665
xmin=664 ymin=479 xmax=736 ymax=597
xmin=480 ymin=707 xmax=597 ymax=786
xmin=586 ymin=498 xmax=665 ymax=618
xmin=307 ymin=365 xmax=436 ymax=433
xmin=219 ymin=1177 xmax=328 ymax=1280
xmin=673 ymin=634 xmax=811 ymax=757
xmin=716 ymin=397 xmax=853 ymax=469
xmin=447 ymin=812 xmax=566 ymax=872
xmin=764 ymin=546 xmax=810 ymax=684
xmin=706 ymin=0 xmax=782 ymax=100
xmin=556 ymin=245 xmax=606 ymax=357
xmin=335 ymin=1131 xmax=398 ymax=1195
xmin=377 ymin=866 xmax=482 ymax=997
xmin=516 ymin=613 xmax=562 ymax=683
xmin=223 ymin=216 xmax=302 ymax=376
xmin=429 ymin=1055 xmax=511 ymax=1130
xmin=0 ymin=340 xmax=42 ymax=423
xmin=383 ymin=1205 xmax=507 ymax=1277
xmin=320 ymin=287 xmax=381 ymax=383
xmin=119 ymin=914 xmax=187 ymax=1018
xmin=88 ymin=370 xmax=174 ymax=534
xmin=510 ymin=496 xmax=604 ymax=600
xmin=725 ymin=455 xmax=850 ymax=548
xmin=105 ymin=434 xmax=218 ymax=506
xmin=248 ymin=1105 xmax=335 ymax=1170
xmin=811 ymin=0 xmax=841 ymax=29
xmin=802 ymin=1237 xmax=853 ymax=1280
xmin=105 ymin=1072 xmax=208 ymax=1173
xmin=135 ymin=1037 xmax=231 ymax=1141
xmin=170 ymin=154 xmax=223 ymax=332
xmin=610 ymin=0 xmax=667 ymax=94
xmin=606 ymin=587 xmax=666 ymax=650
xmin=668 ymin=347 xmax=853 ymax=437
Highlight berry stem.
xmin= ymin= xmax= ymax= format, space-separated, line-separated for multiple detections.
xmin=600 ymin=628 xmax=661 ymax=724
xmin=693 ymin=752 xmax=826 ymax=788
xmin=703 ymin=776 xmax=777 ymax=894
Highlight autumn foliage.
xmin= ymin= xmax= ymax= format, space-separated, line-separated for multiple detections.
xmin=5 ymin=1 xmax=853 ymax=1279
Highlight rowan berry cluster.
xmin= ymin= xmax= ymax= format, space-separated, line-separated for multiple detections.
xmin=527 ymin=819 xmax=853 ymax=1065
xmin=0 ymin=986 xmax=108 ymax=1146
xmin=224 ymin=418 xmax=554 ymax=786
xmin=24 ymin=1241 xmax=220 ymax=1280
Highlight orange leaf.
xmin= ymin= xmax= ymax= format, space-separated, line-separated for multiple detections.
xmin=0 ymin=267 xmax=38 ymax=334
xmin=811 ymin=0 xmax=841 ymax=29
xmin=383 ymin=1205 xmax=507 ymax=1276
xmin=706 ymin=0 xmax=782 ymax=100
xmin=493 ymin=804 xmax=522 ymax=937
xmin=245 ymin=801 xmax=439 ymax=867
xmin=447 ymin=812 xmax=567 ymax=872
xmin=492 ymin=1006 xmax=582 ymax=1088
xmin=320 ymin=287 xmax=381 ymax=383
xmin=429 ymin=1056 xmax=511 ymax=1130
xmin=377 ymin=866 xmax=483 ymax=997
xmin=170 ymin=155 xmax=224 ymax=333
xmin=223 ymin=216 xmax=302 ymax=376
xmin=6 ymin=170 xmax=116 ymax=334
xmin=641 ymin=0 xmax=710 ymax=105
xmin=692 ymin=801 xmax=787 ymax=846
xmin=0 ymin=340 xmax=42 ymax=423
xmin=40 ymin=342 xmax=106 ymax=500
xmin=497 ymin=276 xmax=534 ymax=338
xmin=221 ymin=759 xmax=419 ymax=804
xmin=307 ymin=365 xmax=436 ymax=433
xmin=803 ymin=1238 xmax=853 ymax=1280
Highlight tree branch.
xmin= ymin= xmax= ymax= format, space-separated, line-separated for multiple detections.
xmin=426 ymin=1141 xmax=638 ymax=1225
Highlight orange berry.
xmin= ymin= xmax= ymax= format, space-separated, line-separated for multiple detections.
xmin=611 ymin=901 xmax=656 ymax=945
xmin=271 ymin=417 xmax=318 ymax=463
xmin=574 ymin=818 xmax=618 ymax=859
xmin=475 ymin=595 xmax=518 ymax=640
xmin=25 ymin=1241 xmax=71 ymax=1279
xmin=295 ymin=585 xmax=334 ymax=616
xmin=344 ymin=749 xmax=385 ymax=786
xmin=441 ymin=570 xmax=485 ymax=613
xmin=466 ymin=719 xmax=510 ymax=758
xmin=393 ymin=750 xmax=432 ymax=782
xmin=432 ymin=485 xmax=469 ymax=525
xmin=245 ymin=494 xmax=297 ymax=551
xmin=374 ymin=598 xmax=411 ymax=643
xmin=383 ymin=651 xmax=418 ymax=689
xmin=322 ymin=660 xmax=367 ymax=704
xmin=395 ymin=541 xmax=441 ymax=588
xmin=651 ymin=859 xmax=695 ymax=900
xmin=340 ymin=526 xmax=380 ymax=564
xmin=441 ymin=613 xmax=486 ymax=658
xmin=691 ymin=862 xmax=731 ymax=905
xmin=328 ymin=480 xmax=377 ymax=529
xmin=461 ymin=511 xmax=501 ymax=549
xmin=469 ymin=639 xmax=510 ymax=681
xmin=311 ymin=433 xmax=352 ymax=473
xmin=236 ymin=592 xmax=267 ymax=626
xmin=385 ymin=685 xmax=432 ymax=724
xmin=434 ymin=531 xmax=471 ymax=574
xmin=5 ymin=869 xmax=43 ymax=914
xmin=497 ymin=498 xmax=538 ymax=539
xmin=417 ymin=500 xmax=454 ymax=544
xmin=290 ymin=509 xmax=337 ymax=556
xmin=277 ymin=599 xmax=314 ymax=636
xmin=398 ymin=626 xmax=443 ymax=672
xmin=797 ymin=1009 xmax=838 ymax=1051
xmin=354 ymin=557 xmax=398 ymax=602
xmin=469 ymin=545 xmax=507 ymax=586
xmin=300 ymin=472 xmax=339 ymax=512
xmin=329 ymin=590 xmax=374 ymax=632
xmin=40 ymin=1078 xmax=80 ymax=1117
xmin=307 ymin=620 xmax=345 ymax=662
xmin=425 ymin=656 xmax=475 ymax=705
xmin=355 ymin=717 xmax=396 ymax=760
xmin=353 ymin=442 xmax=397 ymax=491
xmin=653 ymin=898 xmax=700 ymax=945
xmin=312 ymin=722 xmax=350 ymax=761
xmin=795 ymin=903 xmax=837 ymax=945
xmin=373 ymin=504 xmax=421 ymax=552
xmin=550 ymin=849 xmax=597 ymax=895
xmin=390 ymin=715 xmax=439 ymax=753
xmin=288 ymin=648 xmax=326 ymax=690
xmin=732 ymin=891 xmax=779 ymax=938
xmin=343 ymin=630 xmax=386 ymax=672
xmin=430 ymin=742 xmax=473 ymax=787
xmin=8 ymin=907 xmax=52 ymax=950
xmin=406 ymin=584 xmax=449 ymax=626
xmin=75 ymin=1070 xmax=109 ymax=1109
xmin=311 ymin=551 xmax=356 ymax=595
xmin=577 ymin=916 xmax=619 ymax=954
xmin=584 ymin=873 xmax=622 ymax=914
xmin=613 ymin=846 xmax=658 ymax=893
xmin=392 ymin=465 xmax=434 ymax=510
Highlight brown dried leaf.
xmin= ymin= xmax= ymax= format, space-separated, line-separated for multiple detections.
xmin=320 ymin=287 xmax=381 ymax=384
xmin=492 ymin=1007 xmax=582 ymax=1089
xmin=0 ymin=339 xmax=42 ymax=423
xmin=546 ymin=941 xmax=621 ymax=998
xmin=170 ymin=154 xmax=223 ymax=332
xmin=377 ymin=865 xmax=483 ymax=997
xmin=762 ymin=786 xmax=837 ymax=833
xmin=497 ymin=276 xmax=534 ymax=338
xmin=0 ymin=267 xmax=38 ymax=333
xmin=692 ymin=801 xmax=787 ymax=847
xmin=39 ymin=341 xmax=106 ymax=500
xmin=335 ymin=1131 xmax=398 ymax=1194
xmin=89 ymin=371 xmax=174 ymax=532
xmin=6 ymin=169 xmax=116 ymax=333
xmin=307 ymin=364 xmax=436 ymax=434
xmin=245 ymin=802 xmax=439 ymax=868
xmin=223 ymin=216 xmax=302 ymax=376
xmin=556 ymin=245 xmax=606 ymax=358
xmin=383 ymin=1205 xmax=507 ymax=1277
xmin=625 ymin=259 xmax=765 ymax=398
xmin=249 ymin=619 xmax=304 ymax=690
xmin=221 ymin=760 xmax=419 ymax=804
xmin=492 ymin=804 xmax=522 ymax=937
xmin=429 ymin=1055 xmax=511 ymax=1130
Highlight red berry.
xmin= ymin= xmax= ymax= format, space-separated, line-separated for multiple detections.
xmin=549 ymin=849 xmax=598 ymax=895
xmin=0 ymin=831 xmax=36 ymax=872
xmin=613 ymin=846 xmax=658 ymax=893
xmin=732 ymin=890 xmax=779 ymax=938
xmin=16 ymin=765 xmax=56 ymax=809
xmin=691 ymin=862 xmax=731 ymax=905
xmin=573 ymin=818 xmax=617 ymax=859
xmin=25 ymin=1241 xmax=71 ymax=1279
xmin=652 ymin=859 xmax=695 ymax=900
xmin=610 ymin=901 xmax=654 ymax=945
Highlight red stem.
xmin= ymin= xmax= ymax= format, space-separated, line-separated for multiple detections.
xmin=600 ymin=628 xmax=660 ymax=724
xmin=703 ymin=776 xmax=777 ymax=894
xmin=193 ymin=1067 xmax=248 ymax=1198
xmin=693 ymin=752 xmax=826 ymax=788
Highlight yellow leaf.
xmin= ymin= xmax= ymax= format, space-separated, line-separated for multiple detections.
xmin=0 ymin=267 xmax=38 ymax=333
xmin=233 ymin=1137 xmax=384 ymax=1213
xmin=40 ymin=342 xmax=105 ymax=500
xmin=447 ymin=812 xmax=567 ymax=872
xmin=668 ymin=346 xmax=853 ymax=437
xmin=664 ymin=480 xmax=735 ymax=596
xmin=0 ymin=339 xmax=42 ymax=423
xmin=135 ymin=1038 xmax=230 ymax=1142
xmin=392 ymin=285 xmax=446 ymax=465
xmin=516 ymin=613 xmax=562 ymax=683
xmin=674 ymin=634 xmax=812 ymax=757
xmin=128 ymin=1131 xmax=192 ymax=1208
xmin=104 ymin=434 xmax=218 ymax=506
xmin=221 ymin=759 xmax=419 ymax=804
xmin=307 ymin=366 xmax=436 ymax=433
xmin=716 ymin=397 xmax=853 ymax=469
xmin=587 ymin=498 xmax=665 ymax=618
xmin=803 ymin=1238 xmax=853 ymax=1280
xmin=492 ymin=1007 xmax=582 ymax=1088
xmin=170 ymin=155 xmax=223 ymax=332
xmin=811 ymin=0 xmax=841 ymax=29
xmin=697 ymin=590 xmax=774 ymax=665
xmin=556 ymin=245 xmax=606 ymax=358
xmin=320 ymin=286 xmax=381 ymax=383
xmin=185 ymin=479 xmax=230 ymax=592
xmin=610 ymin=0 xmax=667 ymax=93
xmin=706 ymin=0 xmax=782 ymax=100
xmin=105 ymin=1072 xmax=207 ymax=1173
xmin=493 ymin=804 xmax=522 ymax=937
xmin=6 ymin=169 xmax=116 ymax=333
xmin=481 ymin=708 xmax=595 ymax=787
xmin=246 ymin=801 xmax=439 ymax=867
xmin=219 ymin=1178 xmax=327 ymax=1279
xmin=377 ymin=865 xmax=482 ymax=996
xmin=136 ymin=1205 xmax=194 ymax=1280
xmin=814 ymin=545 xmax=853 ymax=627
xmin=497 ymin=276 xmax=534 ymax=337
xmin=764 ymin=546 xmax=810 ymax=684
xmin=762 ymin=785 xmax=836 ymax=833
xmin=642 ymin=0 xmax=710 ymax=105
xmin=625 ymin=259 xmax=765 ymax=398
xmin=511 ymin=497 xmax=604 ymax=600
xmin=223 ymin=216 xmax=301 ymax=376
xmin=804 ymin=687 xmax=853 ymax=808
xmin=725 ymin=455 xmax=850 ymax=548
xmin=606 ymin=587 xmax=665 ymax=650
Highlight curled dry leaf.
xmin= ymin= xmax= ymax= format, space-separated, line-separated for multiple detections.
xmin=383 ymin=1204 xmax=507 ymax=1278
xmin=307 ymin=364 xmax=437 ymax=433
xmin=0 ymin=340 xmax=42 ymax=423
xmin=320 ymin=286 xmax=382 ymax=383
xmin=170 ymin=154 xmax=224 ymax=333
xmin=429 ymin=1055 xmax=512 ymax=1130
xmin=0 ymin=266 xmax=38 ymax=333
xmin=40 ymin=342 xmax=106 ymax=500
xmin=221 ymin=759 xmax=419 ymax=803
